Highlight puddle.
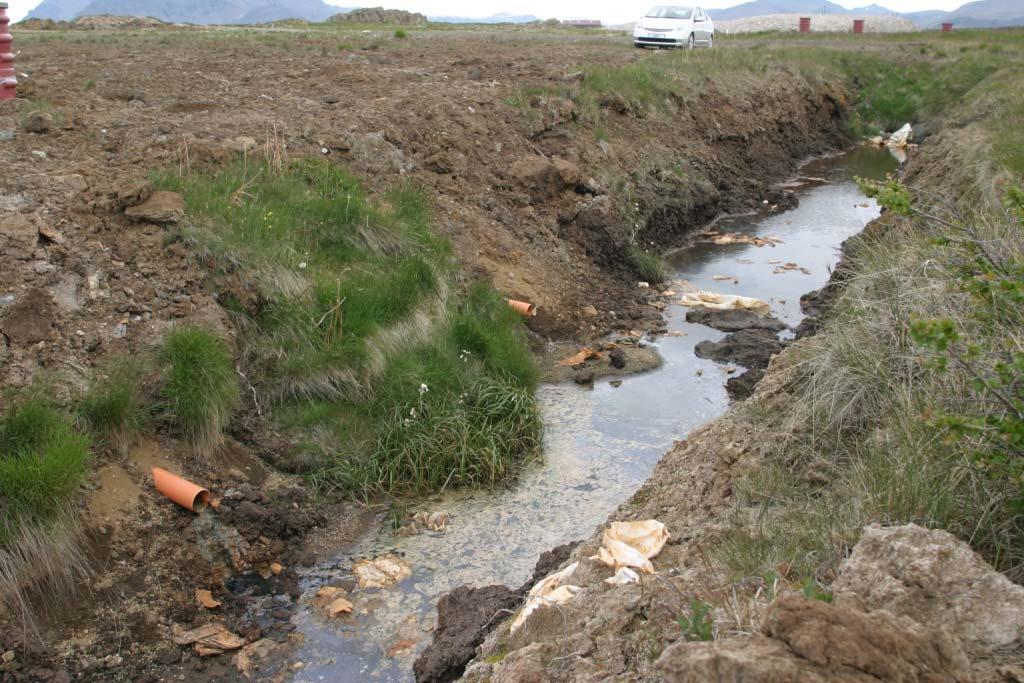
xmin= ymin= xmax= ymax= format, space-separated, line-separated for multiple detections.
xmin=289 ymin=146 xmax=898 ymax=681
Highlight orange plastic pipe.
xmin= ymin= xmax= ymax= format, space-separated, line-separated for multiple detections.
xmin=508 ymin=299 xmax=537 ymax=317
xmin=152 ymin=467 xmax=210 ymax=512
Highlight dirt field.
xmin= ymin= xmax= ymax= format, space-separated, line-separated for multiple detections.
xmin=0 ymin=24 xmax=856 ymax=681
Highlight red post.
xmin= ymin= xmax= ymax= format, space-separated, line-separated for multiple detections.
xmin=799 ymin=16 xmax=811 ymax=32
xmin=853 ymin=19 xmax=865 ymax=33
xmin=941 ymin=22 xmax=953 ymax=32
xmin=0 ymin=2 xmax=15 ymax=101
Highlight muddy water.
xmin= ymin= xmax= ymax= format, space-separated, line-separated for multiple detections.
xmin=290 ymin=146 xmax=897 ymax=681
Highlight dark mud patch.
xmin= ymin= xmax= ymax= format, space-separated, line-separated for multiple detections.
xmin=694 ymin=328 xmax=785 ymax=370
xmin=684 ymin=308 xmax=789 ymax=333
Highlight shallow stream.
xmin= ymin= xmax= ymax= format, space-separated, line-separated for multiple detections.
xmin=290 ymin=146 xmax=897 ymax=681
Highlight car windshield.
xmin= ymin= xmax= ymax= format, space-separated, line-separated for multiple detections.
xmin=645 ymin=6 xmax=693 ymax=18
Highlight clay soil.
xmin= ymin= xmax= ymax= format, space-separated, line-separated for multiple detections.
xmin=1 ymin=24 xmax=849 ymax=682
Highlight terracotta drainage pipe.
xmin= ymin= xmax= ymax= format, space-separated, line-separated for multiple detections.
xmin=152 ymin=467 xmax=210 ymax=512
xmin=508 ymin=299 xmax=537 ymax=317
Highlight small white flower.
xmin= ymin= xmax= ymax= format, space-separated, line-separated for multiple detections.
xmin=298 ymin=261 xmax=307 ymax=269
xmin=409 ymin=407 xmax=417 ymax=418
xmin=419 ymin=383 xmax=429 ymax=395
xmin=321 ymin=147 xmax=329 ymax=155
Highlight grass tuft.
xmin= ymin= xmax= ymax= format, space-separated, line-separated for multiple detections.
xmin=77 ymin=359 xmax=146 ymax=456
xmin=160 ymin=326 xmax=239 ymax=457
xmin=625 ymin=244 xmax=668 ymax=284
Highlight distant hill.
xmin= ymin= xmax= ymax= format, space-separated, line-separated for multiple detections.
xmin=709 ymin=0 xmax=849 ymax=22
xmin=706 ymin=0 xmax=1023 ymax=27
xmin=329 ymin=6 xmax=427 ymax=24
xmin=25 ymin=0 xmax=341 ymax=23
xmin=902 ymin=0 xmax=1024 ymax=27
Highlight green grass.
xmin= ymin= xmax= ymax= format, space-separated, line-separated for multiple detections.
xmin=160 ymin=326 xmax=240 ymax=457
xmin=625 ymin=244 xmax=668 ymax=284
xmin=158 ymin=157 xmax=540 ymax=497
xmin=77 ymin=359 xmax=146 ymax=456
xmin=0 ymin=393 xmax=90 ymax=547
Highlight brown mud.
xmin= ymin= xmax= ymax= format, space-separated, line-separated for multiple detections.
xmin=1 ymin=25 xmax=850 ymax=681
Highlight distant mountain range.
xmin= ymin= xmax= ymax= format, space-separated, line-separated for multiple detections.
xmin=709 ymin=0 xmax=1023 ymax=28
xmin=22 ymin=0 xmax=1024 ymax=28
xmin=25 ymin=0 xmax=343 ymax=23
xmin=427 ymin=12 xmax=541 ymax=23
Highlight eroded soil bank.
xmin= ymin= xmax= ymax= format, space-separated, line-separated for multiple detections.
xmin=2 ymin=27 xmax=851 ymax=682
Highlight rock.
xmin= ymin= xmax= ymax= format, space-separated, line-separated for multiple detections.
xmin=509 ymin=156 xmax=581 ymax=200
xmin=0 ymin=288 xmax=56 ymax=344
xmin=466 ymin=66 xmax=483 ymax=81
xmin=22 ymin=111 xmax=54 ymax=134
xmin=657 ymin=594 xmax=970 ymax=682
xmin=725 ymin=368 xmax=764 ymax=400
xmin=348 ymin=132 xmax=414 ymax=174
xmin=582 ymin=305 xmax=599 ymax=317
xmin=685 ymin=308 xmax=788 ymax=333
xmin=573 ymin=367 xmax=595 ymax=385
xmin=413 ymin=585 xmax=521 ymax=683
xmin=124 ymin=191 xmax=185 ymax=223
xmin=423 ymin=151 xmax=453 ymax=174
xmin=694 ymin=328 xmax=784 ymax=369
xmin=1 ymin=212 xmax=38 ymax=257
xmin=608 ymin=348 xmax=626 ymax=369
xmin=37 ymin=224 xmax=65 ymax=244
xmin=833 ymin=523 xmax=1024 ymax=654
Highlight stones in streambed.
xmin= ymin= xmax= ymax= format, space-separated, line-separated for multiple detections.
xmin=414 ymin=542 xmax=579 ymax=683
xmin=684 ymin=308 xmax=788 ymax=333
xmin=694 ymin=328 xmax=784 ymax=370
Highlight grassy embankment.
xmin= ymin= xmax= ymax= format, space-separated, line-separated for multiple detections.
xmin=698 ymin=31 xmax=1024 ymax=618
xmin=153 ymin=155 xmax=541 ymax=497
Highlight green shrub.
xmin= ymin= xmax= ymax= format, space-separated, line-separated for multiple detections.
xmin=394 ymin=29 xmax=407 ymax=39
xmin=625 ymin=244 xmax=669 ymax=284
xmin=0 ymin=394 xmax=90 ymax=546
xmin=78 ymin=360 xmax=146 ymax=455
xmin=160 ymin=327 xmax=239 ymax=457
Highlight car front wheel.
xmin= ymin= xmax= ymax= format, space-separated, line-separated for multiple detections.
xmin=687 ymin=34 xmax=694 ymax=49
xmin=707 ymin=34 xmax=714 ymax=48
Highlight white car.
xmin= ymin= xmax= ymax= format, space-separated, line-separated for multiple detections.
xmin=633 ymin=6 xmax=714 ymax=49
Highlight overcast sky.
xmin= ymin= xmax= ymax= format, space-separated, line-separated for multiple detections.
xmin=9 ymin=0 xmax=965 ymax=24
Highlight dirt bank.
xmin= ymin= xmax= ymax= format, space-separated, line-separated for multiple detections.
xmin=0 ymin=25 xmax=852 ymax=680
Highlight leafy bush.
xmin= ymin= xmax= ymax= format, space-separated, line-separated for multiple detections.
xmin=160 ymin=327 xmax=239 ymax=457
xmin=78 ymin=360 xmax=146 ymax=455
xmin=394 ymin=29 xmax=407 ymax=39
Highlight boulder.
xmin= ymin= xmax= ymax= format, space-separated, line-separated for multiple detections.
xmin=833 ymin=523 xmax=1024 ymax=654
xmin=124 ymin=191 xmax=185 ymax=223
xmin=657 ymin=594 xmax=970 ymax=682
